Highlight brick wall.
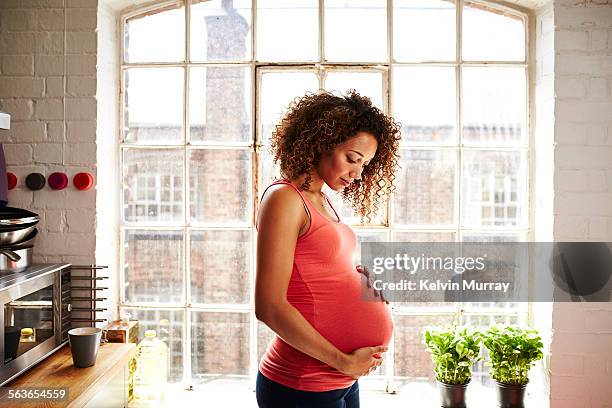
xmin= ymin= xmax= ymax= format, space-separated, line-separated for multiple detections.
xmin=550 ymin=1 xmax=612 ymax=407
xmin=0 ymin=0 xmax=98 ymax=266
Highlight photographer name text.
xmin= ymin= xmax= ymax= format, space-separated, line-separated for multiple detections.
xmin=372 ymin=279 xmax=511 ymax=293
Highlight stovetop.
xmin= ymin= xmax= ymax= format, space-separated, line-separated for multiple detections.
xmin=0 ymin=263 xmax=70 ymax=292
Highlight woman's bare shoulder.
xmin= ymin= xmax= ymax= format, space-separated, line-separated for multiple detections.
xmin=260 ymin=183 xmax=303 ymax=208
xmin=257 ymin=183 xmax=308 ymax=231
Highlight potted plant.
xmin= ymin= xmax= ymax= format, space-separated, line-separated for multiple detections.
xmin=482 ymin=325 xmax=544 ymax=408
xmin=424 ymin=326 xmax=483 ymax=408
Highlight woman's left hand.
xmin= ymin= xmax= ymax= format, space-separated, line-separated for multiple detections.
xmin=356 ymin=265 xmax=389 ymax=304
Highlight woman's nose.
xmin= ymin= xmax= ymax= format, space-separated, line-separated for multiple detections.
xmin=349 ymin=167 xmax=363 ymax=180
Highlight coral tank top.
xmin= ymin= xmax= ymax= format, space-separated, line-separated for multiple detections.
xmin=257 ymin=179 xmax=394 ymax=392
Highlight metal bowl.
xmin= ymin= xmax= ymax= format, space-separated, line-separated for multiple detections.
xmin=0 ymin=228 xmax=38 ymax=249
xmin=0 ymin=224 xmax=37 ymax=247
xmin=0 ymin=207 xmax=39 ymax=226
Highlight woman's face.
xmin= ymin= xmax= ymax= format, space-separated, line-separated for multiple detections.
xmin=317 ymin=131 xmax=378 ymax=191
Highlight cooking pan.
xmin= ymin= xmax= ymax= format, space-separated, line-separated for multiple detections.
xmin=0 ymin=207 xmax=39 ymax=226
xmin=0 ymin=228 xmax=38 ymax=251
xmin=0 ymin=223 xmax=37 ymax=247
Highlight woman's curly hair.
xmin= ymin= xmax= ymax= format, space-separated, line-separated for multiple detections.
xmin=270 ymin=89 xmax=401 ymax=223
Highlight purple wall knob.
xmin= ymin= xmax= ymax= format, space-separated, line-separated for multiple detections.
xmin=48 ymin=172 xmax=68 ymax=190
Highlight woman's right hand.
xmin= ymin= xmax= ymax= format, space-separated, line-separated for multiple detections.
xmin=337 ymin=345 xmax=388 ymax=379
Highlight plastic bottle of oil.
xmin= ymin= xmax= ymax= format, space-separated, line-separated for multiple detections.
xmin=133 ymin=330 xmax=168 ymax=402
xmin=20 ymin=328 xmax=35 ymax=342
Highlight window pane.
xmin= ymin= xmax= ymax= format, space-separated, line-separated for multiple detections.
xmin=123 ymin=229 xmax=184 ymax=304
xmin=191 ymin=312 xmax=250 ymax=379
xmin=124 ymin=5 xmax=185 ymax=63
xmin=190 ymin=0 xmax=251 ymax=62
xmin=461 ymin=150 xmax=527 ymax=228
xmin=462 ymin=301 xmax=528 ymax=314
xmin=189 ymin=149 xmax=252 ymax=224
xmin=123 ymin=148 xmax=184 ymax=223
xmin=190 ymin=230 xmax=251 ymax=304
xmin=394 ymin=314 xmax=456 ymax=379
xmin=393 ymin=67 xmax=456 ymax=145
xmin=392 ymin=231 xmax=456 ymax=242
xmin=354 ymin=230 xmax=388 ymax=265
xmin=462 ymin=67 xmax=526 ymax=146
xmin=323 ymin=186 xmax=385 ymax=225
xmin=259 ymin=71 xmax=319 ymax=144
xmin=393 ymin=0 xmax=455 ymax=62
xmin=324 ymin=71 xmax=384 ymax=109
xmin=325 ymin=0 xmax=387 ymax=62
xmin=461 ymin=232 xmax=525 ymax=242
xmin=259 ymin=148 xmax=281 ymax=199
xmin=190 ymin=66 xmax=252 ymax=143
xmin=394 ymin=149 xmax=457 ymax=225
xmin=463 ymin=2 xmax=525 ymax=61
xmin=124 ymin=68 xmax=184 ymax=144
xmin=460 ymin=234 xmax=529 ymax=312
xmin=122 ymin=308 xmax=184 ymax=383
xmin=256 ymin=0 xmax=318 ymax=62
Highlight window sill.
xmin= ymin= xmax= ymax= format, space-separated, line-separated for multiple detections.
xmin=129 ymin=378 xmax=548 ymax=408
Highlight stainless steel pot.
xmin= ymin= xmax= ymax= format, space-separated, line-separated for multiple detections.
xmin=0 ymin=246 xmax=32 ymax=272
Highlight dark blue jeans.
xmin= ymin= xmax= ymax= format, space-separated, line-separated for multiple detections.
xmin=256 ymin=371 xmax=360 ymax=408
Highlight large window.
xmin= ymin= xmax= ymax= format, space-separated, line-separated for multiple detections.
xmin=120 ymin=0 xmax=530 ymax=392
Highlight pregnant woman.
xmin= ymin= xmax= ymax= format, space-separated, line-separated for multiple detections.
xmin=255 ymin=90 xmax=401 ymax=408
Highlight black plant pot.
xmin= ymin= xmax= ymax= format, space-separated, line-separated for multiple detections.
xmin=436 ymin=379 xmax=469 ymax=408
xmin=495 ymin=381 xmax=527 ymax=408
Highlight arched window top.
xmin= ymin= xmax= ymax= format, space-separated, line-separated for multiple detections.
xmin=122 ymin=0 xmax=527 ymax=65
xmin=462 ymin=1 xmax=526 ymax=61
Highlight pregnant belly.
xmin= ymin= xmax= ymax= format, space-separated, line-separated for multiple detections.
xmin=308 ymin=269 xmax=394 ymax=354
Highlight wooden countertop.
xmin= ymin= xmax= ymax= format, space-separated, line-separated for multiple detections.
xmin=5 ymin=342 xmax=136 ymax=408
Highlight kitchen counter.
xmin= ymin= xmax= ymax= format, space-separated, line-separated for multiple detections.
xmin=5 ymin=342 xmax=136 ymax=407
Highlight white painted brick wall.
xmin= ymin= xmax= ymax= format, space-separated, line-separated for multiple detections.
xmin=67 ymin=121 xmax=96 ymax=142
xmin=67 ymin=77 xmax=97 ymax=97
xmin=0 ymin=1 xmax=98 ymax=268
xmin=1 ymin=55 xmax=34 ymax=76
xmin=0 ymin=99 xmax=34 ymax=120
xmin=47 ymin=122 xmax=64 ymax=142
xmin=551 ymin=1 xmax=612 ymax=407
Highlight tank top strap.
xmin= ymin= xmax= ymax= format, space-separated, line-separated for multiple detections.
xmin=320 ymin=191 xmax=341 ymax=223
xmin=259 ymin=179 xmax=324 ymax=228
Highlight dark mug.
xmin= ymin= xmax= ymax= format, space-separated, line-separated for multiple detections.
xmin=68 ymin=327 xmax=102 ymax=368
xmin=4 ymin=326 xmax=21 ymax=362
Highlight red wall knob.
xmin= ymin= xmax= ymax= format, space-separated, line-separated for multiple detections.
xmin=6 ymin=173 xmax=17 ymax=190
xmin=48 ymin=172 xmax=68 ymax=190
xmin=73 ymin=172 xmax=94 ymax=191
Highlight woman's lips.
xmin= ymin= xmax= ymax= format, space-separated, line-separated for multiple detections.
xmin=340 ymin=178 xmax=350 ymax=187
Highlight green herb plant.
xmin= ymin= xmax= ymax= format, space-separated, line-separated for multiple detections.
xmin=482 ymin=325 xmax=544 ymax=385
xmin=424 ymin=326 xmax=483 ymax=385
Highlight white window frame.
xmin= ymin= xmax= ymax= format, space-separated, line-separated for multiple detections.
xmin=118 ymin=0 xmax=534 ymax=393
